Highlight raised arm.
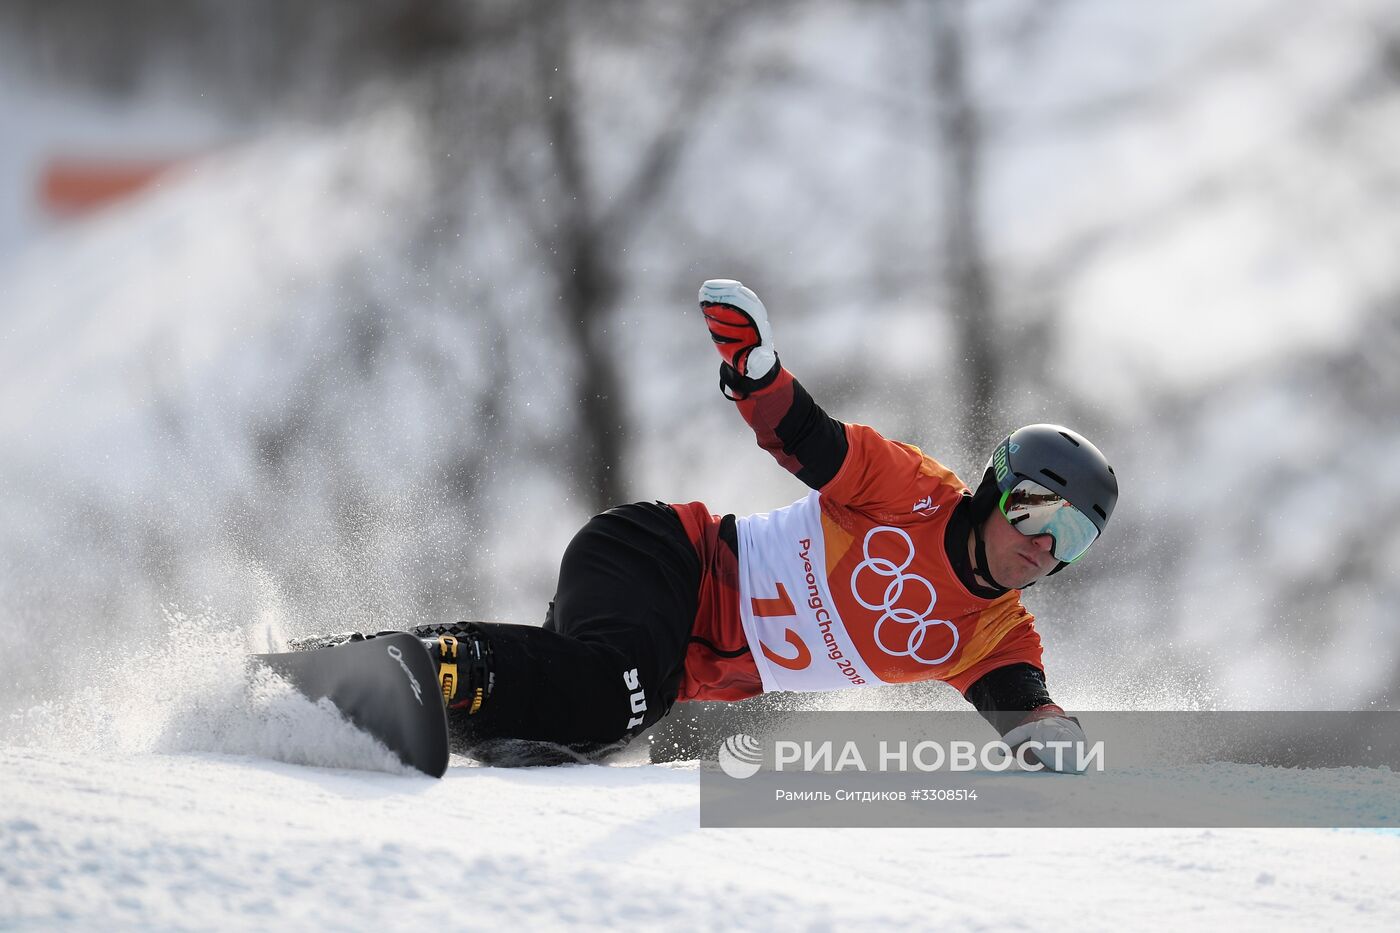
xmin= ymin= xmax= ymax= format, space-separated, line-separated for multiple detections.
xmin=699 ymin=279 xmax=963 ymax=516
xmin=700 ymin=279 xmax=848 ymax=490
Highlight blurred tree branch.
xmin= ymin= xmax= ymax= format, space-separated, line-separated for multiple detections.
xmin=464 ymin=0 xmax=753 ymax=510
xmin=931 ymin=0 xmax=1000 ymax=460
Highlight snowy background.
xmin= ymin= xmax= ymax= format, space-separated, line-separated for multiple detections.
xmin=2 ymin=0 xmax=1399 ymax=928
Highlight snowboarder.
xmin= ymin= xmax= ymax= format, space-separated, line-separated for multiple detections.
xmin=339 ymin=279 xmax=1118 ymax=770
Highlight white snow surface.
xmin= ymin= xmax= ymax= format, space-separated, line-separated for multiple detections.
xmin=4 ymin=746 xmax=1399 ymax=930
xmin=1 ymin=619 xmax=1397 ymax=930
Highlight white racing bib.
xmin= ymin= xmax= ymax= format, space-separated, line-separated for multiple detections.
xmin=737 ymin=492 xmax=880 ymax=692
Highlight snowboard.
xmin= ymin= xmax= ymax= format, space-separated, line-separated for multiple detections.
xmin=253 ymin=632 xmax=450 ymax=778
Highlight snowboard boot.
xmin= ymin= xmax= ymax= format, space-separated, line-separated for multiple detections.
xmin=411 ymin=622 xmax=495 ymax=716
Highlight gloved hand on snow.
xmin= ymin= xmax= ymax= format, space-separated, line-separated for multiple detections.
xmin=1001 ymin=708 xmax=1089 ymax=774
xmin=700 ymin=279 xmax=779 ymax=398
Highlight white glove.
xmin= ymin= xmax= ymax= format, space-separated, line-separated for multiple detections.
xmin=699 ymin=279 xmax=778 ymax=385
xmin=1002 ymin=713 xmax=1088 ymax=773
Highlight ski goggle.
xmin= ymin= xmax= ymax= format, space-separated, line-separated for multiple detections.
xmin=998 ymin=478 xmax=1100 ymax=563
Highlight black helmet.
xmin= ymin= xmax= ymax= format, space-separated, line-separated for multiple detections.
xmin=987 ymin=424 xmax=1117 ymax=532
xmin=968 ymin=424 xmax=1118 ymax=582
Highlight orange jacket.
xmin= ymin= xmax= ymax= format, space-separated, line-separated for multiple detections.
xmin=673 ymin=367 xmax=1042 ymax=703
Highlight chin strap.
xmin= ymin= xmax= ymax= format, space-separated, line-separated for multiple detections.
xmin=971 ymin=517 xmax=1011 ymax=594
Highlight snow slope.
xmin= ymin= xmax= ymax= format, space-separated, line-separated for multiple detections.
xmin=2 ymin=619 xmax=1395 ymax=929
xmin=4 ymin=745 xmax=1399 ymax=930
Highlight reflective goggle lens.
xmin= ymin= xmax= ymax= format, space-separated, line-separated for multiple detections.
xmin=998 ymin=479 xmax=1100 ymax=563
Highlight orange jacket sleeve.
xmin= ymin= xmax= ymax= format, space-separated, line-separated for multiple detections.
xmin=729 ymin=366 xmax=850 ymax=490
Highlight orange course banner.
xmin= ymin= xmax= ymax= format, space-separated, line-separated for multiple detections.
xmin=39 ymin=157 xmax=184 ymax=216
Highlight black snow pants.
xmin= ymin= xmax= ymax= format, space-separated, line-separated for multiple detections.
xmin=449 ymin=502 xmax=701 ymax=764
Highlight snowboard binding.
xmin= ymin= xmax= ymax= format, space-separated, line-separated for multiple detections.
xmin=290 ymin=623 xmax=496 ymax=716
xmin=411 ymin=622 xmax=495 ymax=715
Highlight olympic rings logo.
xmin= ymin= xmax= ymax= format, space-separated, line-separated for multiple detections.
xmin=850 ymin=526 xmax=958 ymax=666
